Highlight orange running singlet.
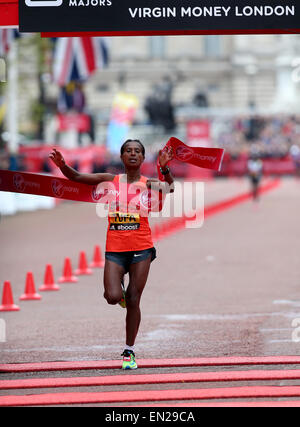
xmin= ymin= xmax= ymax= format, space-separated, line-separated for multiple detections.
xmin=105 ymin=175 xmax=153 ymax=252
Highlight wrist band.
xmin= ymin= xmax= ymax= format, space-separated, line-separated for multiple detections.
xmin=160 ymin=166 xmax=170 ymax=175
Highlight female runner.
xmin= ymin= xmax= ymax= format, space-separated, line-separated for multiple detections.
xmin=49 ymin=140 xmax=174 ymax=369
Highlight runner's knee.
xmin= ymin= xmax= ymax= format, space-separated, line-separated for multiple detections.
xmin=126 ymin=289 xmax=141 ymax=308
xmin=104 ymin=290 xmax=122 ymax=305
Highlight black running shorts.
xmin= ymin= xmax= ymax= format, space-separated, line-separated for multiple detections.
xmin=105 ymin=247 xmax=156 ymax=273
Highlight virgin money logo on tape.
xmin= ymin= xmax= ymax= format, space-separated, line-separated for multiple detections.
xmin=140 ymin=190 xmax=159 ymax=211
xmin=51 ymin=179 xmax=64 ymax=198
xmin=175 ymin=146 xmax=194 ymax=162
xmin=25 ymin=0 xmax=63 ymax=6
xmin=13 ymin=173 xmax=41 ymax=193
xmin=51 ymin=179 xmax=79 ymax=198
xmin=13 ymin=174 xmax=26 ymax=192
xmin=91 ymin=186 xmax=103 ymax=202
xmin=91 ymin=184 xmax=119 ymax=202
xmin=175 ymin=146 xmax=217 ymax=165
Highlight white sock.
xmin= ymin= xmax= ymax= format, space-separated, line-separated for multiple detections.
xmin=125 ymin=345 xmax=135 ymax=353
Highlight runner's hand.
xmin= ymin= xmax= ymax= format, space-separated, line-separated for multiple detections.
xmin=49 ymin=148 xmax=66 ymax=168
xmin=159 ymin=146 xmax=174 ymax=168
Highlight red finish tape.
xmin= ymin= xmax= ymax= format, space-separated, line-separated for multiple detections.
xmin=157 ymin=137 xmax=225 ymax=181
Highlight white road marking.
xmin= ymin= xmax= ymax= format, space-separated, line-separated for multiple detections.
xmin=273 ymin=300 xmax=300 ymax=307
xmin=152 ymin=312 xmax=300 ymax=321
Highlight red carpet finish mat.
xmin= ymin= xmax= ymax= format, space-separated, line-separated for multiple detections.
xmin=1 ymin=356 xmax=300 ymax=407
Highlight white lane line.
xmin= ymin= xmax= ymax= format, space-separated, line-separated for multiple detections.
xmin=273 ymin=300 xmax=300 ymax=307
xmin=151 ymin=312 xmax=300 ymax=321
xmin=259 ymin=328 xmax=293 ymax=333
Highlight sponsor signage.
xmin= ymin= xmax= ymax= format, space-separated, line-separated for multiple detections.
xmin=57 ymin=113 xmax=91 ymax=133
xmin=187 ymin=120 xmax=211 ymax=148
xmin=19 ymin=0 xmax=300 ymax=35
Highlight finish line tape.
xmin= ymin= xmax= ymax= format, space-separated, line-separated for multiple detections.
xmin=0 ymin=139 xmax=225 ymax=204
xmin=0 ymin=170 xmax=101 ymax=203
xmin=157 ymin=137 xmax=225 ymax=181
xmin=0 ymin=169 xmax=165 ymax=213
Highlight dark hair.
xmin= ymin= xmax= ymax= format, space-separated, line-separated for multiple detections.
xmin=120 ymin=139 xmax=145 ymax=157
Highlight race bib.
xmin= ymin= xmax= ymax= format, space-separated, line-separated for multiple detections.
xmin=109 ymin=212 xmax=140 ymax=231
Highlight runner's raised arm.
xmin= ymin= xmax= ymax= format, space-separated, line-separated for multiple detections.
xmin=146 ymin=146 xmax=175 ymax=193
xmin=49 ymin=148 xmax=115 ymax=185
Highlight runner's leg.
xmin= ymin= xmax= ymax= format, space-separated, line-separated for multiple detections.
xmin=103 ymin=260 xmax=125 ymax=305
xmin=253 ymin=179 xmax=260 ymax=201
xmin=125 ymin=256 xmax=152 ymax=346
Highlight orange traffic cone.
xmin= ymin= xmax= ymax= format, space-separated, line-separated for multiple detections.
xmin=89 ymin=245 xmax=105 ymax=268
xmin=39 ymin=264 xmax=60 ymax=292
xmin=20 ymin=272 xmax=41 ymax=300
xmin=75 ymin=251 xmax=93 ymax=275
xmin=59 ymin=257 xmax=78 ymax=283
xmin=0 ymin=281 xmax=20 ymax=311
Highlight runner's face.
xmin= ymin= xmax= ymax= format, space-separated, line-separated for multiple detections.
xmin=121 ymin=141 xmax=145 ymax=169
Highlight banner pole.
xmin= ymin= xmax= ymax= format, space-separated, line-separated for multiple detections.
xmin=7 ymin=37 xmax=18 ymax=154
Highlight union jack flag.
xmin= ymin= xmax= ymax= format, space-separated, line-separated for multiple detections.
xmin=52 ymin=37 xmax=109 ymax=86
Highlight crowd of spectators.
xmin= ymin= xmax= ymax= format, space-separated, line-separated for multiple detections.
xmin=214 ymin=114 xmax=300 ymax=161
xmin=1 ymin=114 xmax=300 ymax=176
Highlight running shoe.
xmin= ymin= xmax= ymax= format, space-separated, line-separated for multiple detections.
xmin=121 ymin=350 xmax=138 ymax=370
xmin=118 ymin=279 xmax=126 ymax=309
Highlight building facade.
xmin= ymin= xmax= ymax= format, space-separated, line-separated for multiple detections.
xmin=11 ymin=34 xmax=300 ymax=140
xmin=86 ymin=34 xmax=300 ymax=115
